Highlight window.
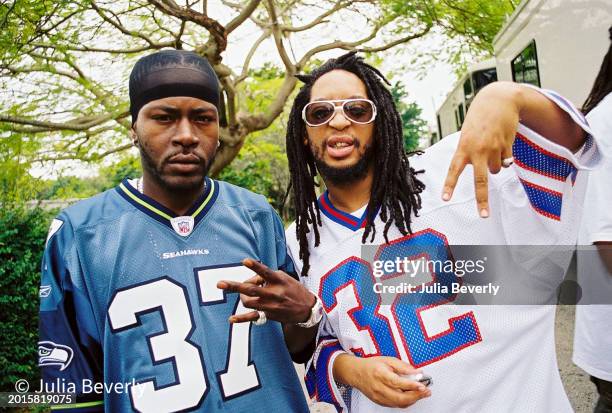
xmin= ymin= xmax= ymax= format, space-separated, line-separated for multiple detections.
xmin=463 ymin=78 xmax=473 ymax=99
xmin=511 ymin=40 xmax=540 ymax=87
xmin=458 ymin=104 xmax=465 ymax=126
xmin=472 ymin=68 xmax=498 ymax=93
xmin=437 ymin=114 xmax=443 ymax=140
xmin=455 ymin=104 xmax=465 ymax=130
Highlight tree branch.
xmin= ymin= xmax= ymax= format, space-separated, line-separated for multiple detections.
xmin=265 ymin=0 xmax=294 ymax=73
xmin=3 ymin=64 xmax=79 ymax=82
xmin=33 ymin=143 xmax=133 ymax=163
xmin=0 ymin=0 xmax=17 ymax=29
xmin=30 ymin=41 xmax=174 ymax=54
xmin=298 ymin=22 xmax=382 ymax=67
xmin=235 ymin=28 xmax=271 ymax=84
xmin=226 ymin=0 xmax=262 ymax=34
xmin=146 ymin=0 xmax=227 ymax=61
xmin=359 ymin=24 xmax=432 ymax=52
xmin=239 ymin=74 xmax=297 ymax=132
xmin=0 ymin=112 xmax=127 ymax=132
xmin=296 ymin=22 xmax=431 ymax=67
xmin=91 ymin=1 xmax=160 ymax=47
xmin=281 ymin=0 xmax=350 ymax=33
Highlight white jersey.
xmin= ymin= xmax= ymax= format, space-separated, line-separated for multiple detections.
xmin=573 ymin=92 xmax=612 ymax=382
xmin=286 ymin=89 xmax=599 ymax=412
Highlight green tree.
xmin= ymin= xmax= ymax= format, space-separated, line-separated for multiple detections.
xmin=0 ymin=0 xmax=514 ymax=187
xmin=98 ymin=154 xmax=142 ymax=189
xmin=0 ymin=205 xmax=55 ymax=391
xmin=391 ymin=82 xmax=429 ymax=151
xmin=381 ymin=0 xmax=516 ymax=72
xmin=0 ymin=0 xmax=434 ymax=176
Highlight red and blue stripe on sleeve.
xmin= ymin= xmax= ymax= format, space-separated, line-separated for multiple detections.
xmin=512 ymin=132 xmax=577 ymax=221
xmin=305 ymin=337 xmax=345 ymax=412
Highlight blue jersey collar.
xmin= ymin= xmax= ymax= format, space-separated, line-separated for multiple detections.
xmin=116 ymin=177 xmax=219 ymax=231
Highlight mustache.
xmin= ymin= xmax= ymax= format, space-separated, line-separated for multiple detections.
xmin=163 ymin=151 xmax=205 ymax=164
xmin=322 ymin=136 xmax=360 ymax=149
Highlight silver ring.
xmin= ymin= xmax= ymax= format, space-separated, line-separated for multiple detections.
xmin=253 ymin=311 xmax=267 ymax=326
xmin=502 ymin=156 xmax=514 ymax=167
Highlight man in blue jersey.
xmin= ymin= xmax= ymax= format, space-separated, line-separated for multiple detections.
xmin=38 ymin=50 xmax=314 ymax=412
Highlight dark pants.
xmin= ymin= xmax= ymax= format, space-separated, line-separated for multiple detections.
xmin=592 ymin=376 xmax=612 ymax=413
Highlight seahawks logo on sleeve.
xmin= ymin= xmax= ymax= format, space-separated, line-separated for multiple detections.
xmin=38 ymin=341 xmax=73 ymax=371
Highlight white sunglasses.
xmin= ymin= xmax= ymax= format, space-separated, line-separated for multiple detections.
xmin=302 ymin=99 xmax=377 ymax=127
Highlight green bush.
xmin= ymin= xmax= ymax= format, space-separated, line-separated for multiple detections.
xmin=0 ymin=205 xmax=56 ymax=391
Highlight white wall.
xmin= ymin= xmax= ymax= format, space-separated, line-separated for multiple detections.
xmin=494 ymin=0 xmax=612 ymax=107
xmin=437 ymin=79 xmax=465 ymax=139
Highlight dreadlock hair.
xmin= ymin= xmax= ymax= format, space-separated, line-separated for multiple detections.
xmin=583 ymin=26 xmax=612 ymax=114
xmin=286 ymin=51 xmax=426 ymax=276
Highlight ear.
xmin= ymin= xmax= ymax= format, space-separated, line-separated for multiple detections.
xmin=129 ymin=128 xmax=138 ymax=147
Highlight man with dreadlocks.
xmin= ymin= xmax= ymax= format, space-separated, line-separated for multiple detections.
xmin=220 ymin=52 xmax=599 ymax=411
xmin=278 ymin=52 xmax=599 ymax=412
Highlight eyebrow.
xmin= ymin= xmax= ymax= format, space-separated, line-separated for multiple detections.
xmin=149 ymin=106 xmax=217 ymax=114
xmin=311 ymin=95 xmax=367 ymax=102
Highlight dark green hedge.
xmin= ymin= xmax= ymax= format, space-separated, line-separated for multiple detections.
xmin=0 ymin=206 xmax=55 ymax=391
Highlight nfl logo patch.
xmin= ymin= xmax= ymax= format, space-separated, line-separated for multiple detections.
xmin=170 ymin=216 xmax=195 ymax=237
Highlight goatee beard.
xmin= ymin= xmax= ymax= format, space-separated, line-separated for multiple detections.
xmin=138 ymin=144 xmax=212 ymax=192
xmin=314 ymin=143 xmax=374 ymax=187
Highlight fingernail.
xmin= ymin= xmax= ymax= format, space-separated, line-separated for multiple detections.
xmin=480 ymin=208 xmax=489 ymax=218
xmin=442 ymin=192 xmax=450 ymax=201
xmin=217 ymin=281 xmax=227 ymax=289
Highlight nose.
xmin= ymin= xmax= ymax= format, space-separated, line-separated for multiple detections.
xmin=172 ymin=117 xmax=199 ymax=147
xmin=327 ymin=106 xmax=351 ymax=130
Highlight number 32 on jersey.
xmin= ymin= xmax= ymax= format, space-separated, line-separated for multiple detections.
xmin=319 ymin=229 xmax=482 ymax=367
xmin=107 ymin=264 xmax=258 ymax=412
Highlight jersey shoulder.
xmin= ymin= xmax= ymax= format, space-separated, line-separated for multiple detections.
xmin=58 ymin=187 xmax=131 ymax=231
xmin=215 ymin=179 xmax=273 ymax=213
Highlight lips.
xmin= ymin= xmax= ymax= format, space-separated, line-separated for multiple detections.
xmin=325 ymin=135 xmax=356 ymax=159
xmin=167 ymin=153 xmax=201 ymax=164
xmin=166 ymin=153 xmax=203 ymax=173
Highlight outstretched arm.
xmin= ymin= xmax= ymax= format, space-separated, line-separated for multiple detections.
xmin=443 ymin=81 xmax=589 ymax=217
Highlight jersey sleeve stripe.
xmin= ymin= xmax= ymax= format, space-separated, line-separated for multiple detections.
xmin=513 ymin=133 xmax=577 ymax=182
xmin=518 ymin=178 xmax=563 ymax=221
xmin=50 ymin=400 xmax=103 ymax=412
xmin=315 ymin=341 xmax=344 ymax=412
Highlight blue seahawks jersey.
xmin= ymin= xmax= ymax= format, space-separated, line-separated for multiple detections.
xmin=39 ymin=177 xmax=309 ymax=413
